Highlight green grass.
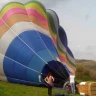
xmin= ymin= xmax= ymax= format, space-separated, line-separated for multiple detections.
xmin=0 ymin=81 xmax=80 ymax=96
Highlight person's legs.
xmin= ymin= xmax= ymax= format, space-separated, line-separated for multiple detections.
xmin=70 ymin=83 xmax=75 ymax=94
xmin=48 ymin=85 xmax=52 ymax=96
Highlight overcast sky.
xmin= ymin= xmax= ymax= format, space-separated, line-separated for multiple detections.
xmin=0 ymin=0 xmax=96 ymax=60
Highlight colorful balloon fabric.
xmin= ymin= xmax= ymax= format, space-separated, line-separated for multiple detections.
xmin=0 ymin=1 xmax=75 ymax=86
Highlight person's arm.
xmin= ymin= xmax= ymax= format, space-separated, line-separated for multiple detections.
xmin=51 ymin=76 xmax=55 ymax=82
xmin=44 ymin=77 xmax=48 ymax=83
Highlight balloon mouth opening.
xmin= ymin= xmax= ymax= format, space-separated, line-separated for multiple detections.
xmin=41 ymin=60 xmax=69 ymax=87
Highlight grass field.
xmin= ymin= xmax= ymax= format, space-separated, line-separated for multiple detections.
xmin=0 ymin=81 xmax=81 ymax=96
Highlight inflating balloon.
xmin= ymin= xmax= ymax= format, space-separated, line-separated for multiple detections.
xmin=0 ymin=1 xmax=75 ymax=87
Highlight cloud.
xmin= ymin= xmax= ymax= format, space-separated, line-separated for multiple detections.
xmin=0 ymin=0 xmax=95 ymax=61
xmin=0 ymin=0 xmax=64 ymax=10
xmin=37 ymin=0 xmax=62 ymax=8
xmin=73 ymin=45 xmax=96 ymax=60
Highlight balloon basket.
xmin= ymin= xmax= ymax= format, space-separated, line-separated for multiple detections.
xmin=77 ymin=81 xmax=96 ymax=96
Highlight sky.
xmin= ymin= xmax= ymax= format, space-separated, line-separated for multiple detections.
xmin=0 ymin=0 xmax=96 ymax=60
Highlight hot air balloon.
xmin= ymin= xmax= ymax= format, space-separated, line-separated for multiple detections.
xmin=0 ymin=1 xmax=76 ymax=87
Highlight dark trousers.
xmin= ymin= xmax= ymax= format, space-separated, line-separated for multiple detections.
xmin=48 ymin=85 xmax=52 ymax=96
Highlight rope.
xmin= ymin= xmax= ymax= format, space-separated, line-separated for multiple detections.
xmin=0 ymin=10 xmax=68 ymax=80
xmin=0 ymin=13 xmax=64 ymax=79
xmin=0 ymin=52 xmax=63 ymax=81
xmin=24 ymin=7 xmax=66 ymax=79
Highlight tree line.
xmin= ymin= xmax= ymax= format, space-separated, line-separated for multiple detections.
xmin=76 ymin=64 xmax=96 ymax=81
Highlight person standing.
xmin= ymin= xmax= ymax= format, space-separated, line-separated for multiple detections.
xmin=44 ymin=72 xmax=55 ymax=96
xmin=69 ymin=73 xmax=75 ymax=94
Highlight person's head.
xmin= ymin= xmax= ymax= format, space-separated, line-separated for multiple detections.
xmin=47 ymin=72 xmax=52 ymax=77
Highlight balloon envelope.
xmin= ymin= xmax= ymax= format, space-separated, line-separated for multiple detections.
xmin=0 ymin=1 xmax=75 ymax=87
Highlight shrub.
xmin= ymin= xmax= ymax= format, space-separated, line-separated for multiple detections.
xmin=82 ymin=75 xmax=90 ymax=81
